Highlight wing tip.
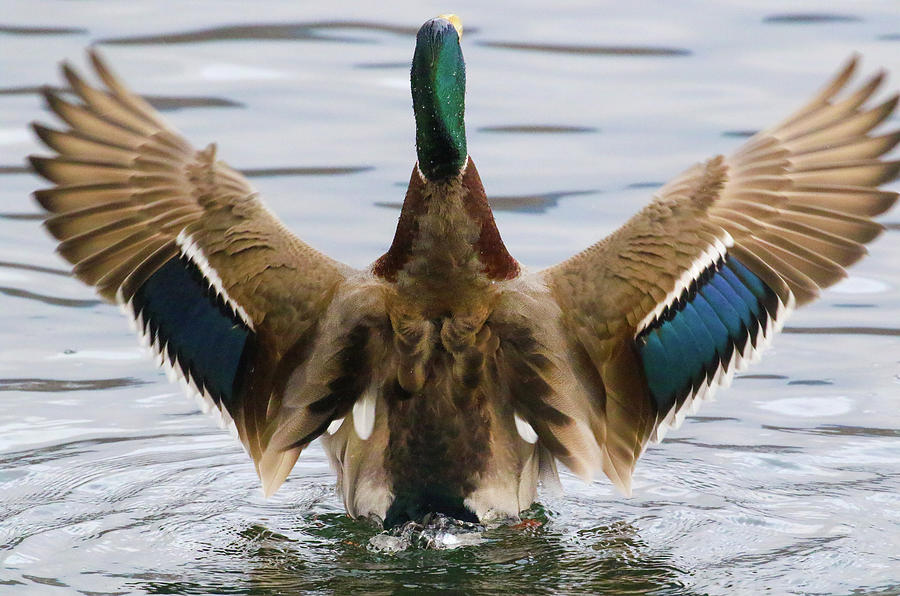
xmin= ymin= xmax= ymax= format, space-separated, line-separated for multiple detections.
xmin=87 ymin=47 xmax=112 ymax=82
xmin=874 ymin=189 xmax=900 ymax=217
xmin=814 ymin=53 xmax=860 ymax=104
xmin=603 ymin=458 xmax=634 ymax=497
xmin=878 ymin=158 xmax=900 ymax=186
xmin=28 ymin=155 xmax=54 ymax=183
xmin=31 ymin=122 xmax=56 ymax=147
xmin=32 ymin=187 xmax=55 ymax=211
xmin=258 ymin=448 xmax=301 ymax=498
xmin=60 ymin=60 xmax=81 ymax=88
xmin=38 ymin=85 xmax=62 ymax=113
xmin=880 ymin=93 xmax=900 ymax=118
xmin=838 ymin=52 xmax=861 ymax=83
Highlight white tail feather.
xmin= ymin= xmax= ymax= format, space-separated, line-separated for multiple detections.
xmin=352 ymin=386 xmax=376 ymax=440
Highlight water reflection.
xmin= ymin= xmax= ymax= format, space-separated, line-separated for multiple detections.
xmin=0 ymin=25 xmax=86 ymax=35
xmin=0 ymin=433 xmax=207 ymax=468
xmin=134 ymin=95 xmax=244 ymax=111
xmin=782 ymin=326 xmax=900 ymax=336
xmin=0 ymin=212 xmax=42 ymax=220
xmin=666 ymin=438 xmax=802 ymax=454
xmin=99 ymin=21 xmax=423 ymax=45
xmin=0 ymin=261 xmax=69 ymax=277
xmin=0 ymin=378 xmax=143 ymax=392
xmin=478 ymin=40 xmax=691 ymax=57
xmin=377 ymin=190 xmax=598 ymax=214
xmin=0 ymin=85 xmax=243 ymax=111
xmin=0 ymin=160 xmax=372 ymax=179
xmin=124 ymin=514 xmax=695 ymax=595
xmin=763 ymin=424 xmax=900 ymax=438
xmin=626 ymin=181 xmax=664 ymax=189
xmin=762 ymin=14 xmax=862 ymax=24
xmin=242 ymin=166 xmax=373 ymax=177
xmin=736 ymin=374 xmax=788 ymax=380
xmin=354 ymin=61 xmax=410 ymax=70
xmin=478 ymin=125 xmax=597 ymax=134
xmin=0 ymin=286 xmax=101 ymax=308
xmin=721 ymin=130 xmax=758 ymax=138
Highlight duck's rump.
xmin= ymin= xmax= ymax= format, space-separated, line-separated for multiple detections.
xmin=315 ymin=313 xmax=552 ymax=526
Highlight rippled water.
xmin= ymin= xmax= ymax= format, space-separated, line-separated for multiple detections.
xmin=2 ymin=1 xmax=900 ymax=594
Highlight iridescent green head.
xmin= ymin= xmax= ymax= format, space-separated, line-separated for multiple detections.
xmin=411 ymin=15 xmax=467 ymax=181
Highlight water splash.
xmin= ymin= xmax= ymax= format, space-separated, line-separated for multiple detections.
xmin=368 ymin=514 xmax=485 ymax=552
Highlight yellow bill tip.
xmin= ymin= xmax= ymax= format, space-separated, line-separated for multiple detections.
xmin=437 ymin=13 xmax=463 ymax=39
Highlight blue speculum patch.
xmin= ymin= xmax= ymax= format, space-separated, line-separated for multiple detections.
xmin=132 ymin=255 xmax=253 ymax=412
xmin=635 ymin=255 xmax=778 ymax=414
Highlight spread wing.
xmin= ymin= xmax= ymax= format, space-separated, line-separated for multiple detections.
xmin=541 ymin=56 xmax=899 ymax=492
xmin=30 ymin=50 xmax=353 ymax=495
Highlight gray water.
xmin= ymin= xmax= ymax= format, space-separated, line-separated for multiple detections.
xmin=1 ymin=1 xmax=900 ymax=594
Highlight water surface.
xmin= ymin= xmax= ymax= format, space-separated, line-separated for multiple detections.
xmin=1 ymin=1 xmax=899 ymax=594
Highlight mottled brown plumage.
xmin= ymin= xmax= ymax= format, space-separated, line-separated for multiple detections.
xmin=30 ymin=30 xmax=898 ymax=526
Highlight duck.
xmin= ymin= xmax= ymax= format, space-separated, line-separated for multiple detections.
xmin=29 ymin=14 xmax=899 ymax=528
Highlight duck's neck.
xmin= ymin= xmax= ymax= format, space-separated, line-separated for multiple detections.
xmin=374 ymin=158 xmax=519 ymax=305
xmin=374 ymin=16 xmax=521 ymax=308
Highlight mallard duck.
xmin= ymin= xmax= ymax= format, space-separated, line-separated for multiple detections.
xmin=30 ymin=14 xmax=899 ymax=527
